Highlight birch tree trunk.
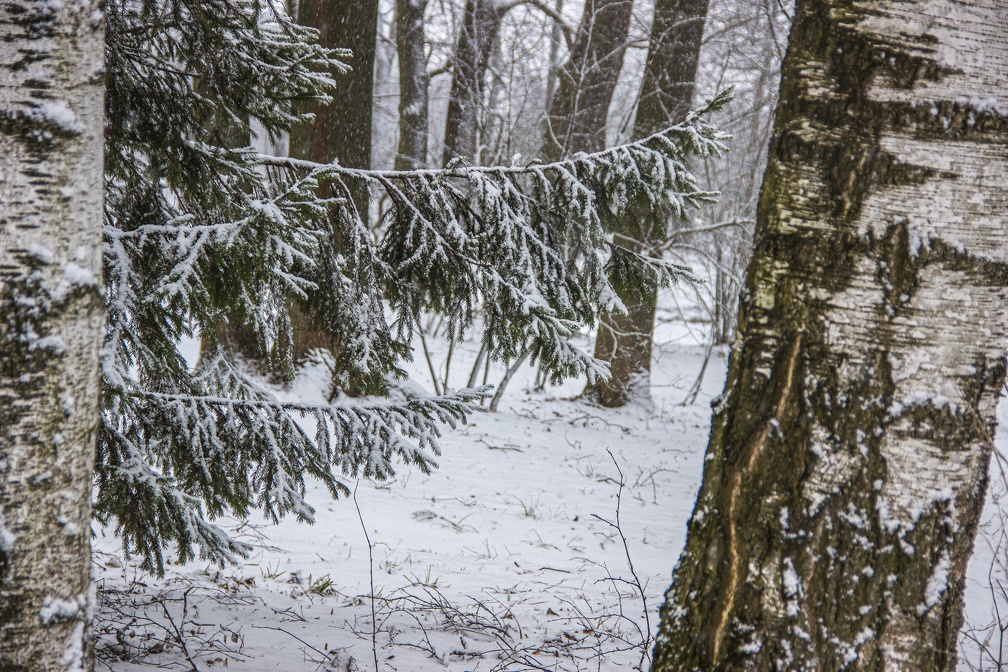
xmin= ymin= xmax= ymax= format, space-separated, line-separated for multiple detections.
xmin=652 ymin=0 xmax=1008 ymax=669
xmin=0 ymin=1 xmax=105 ymax=670
xmin=590 ymin=0 xmax=708 ymax=407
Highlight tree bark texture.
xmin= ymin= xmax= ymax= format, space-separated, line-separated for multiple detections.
xmin=0 ymin=1 xmax=105 ymax=670
xmin=288 ymin=0 xmax=378 ymax=363
xmin=651 ymin=0 xmax=1008 ymax=670
xmin=540 ymin=0 xmax=633 ymax=161
xmin=291 ymin=0 xmax=377 ymax=214
xmin=442 ymin=0 xmax=503 ymax=165
xmin=590 ymin=0 xmax=708 ymax=407
xmin=396 ymin=0 xmax=429 ymax=170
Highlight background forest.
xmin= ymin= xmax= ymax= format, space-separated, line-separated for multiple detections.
xmin=2 ymin=0 xmax=1007 ymax=670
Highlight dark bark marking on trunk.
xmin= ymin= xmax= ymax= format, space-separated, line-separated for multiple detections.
xmin=714 ymin=327 xmax=804 ymax=661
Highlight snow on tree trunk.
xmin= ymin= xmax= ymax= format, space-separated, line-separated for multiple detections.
xmin=591 ymin=0 xmax=708 ymax=407
xmin=0 ymin=1 xmax=105 ymax=669
xmin=540 ymin=0 xmax=633 ymax=161
xmin=651 ymin=0 xmax=1008 ymax=670
xmin=396 ymin=0 xmax=429 ymax=170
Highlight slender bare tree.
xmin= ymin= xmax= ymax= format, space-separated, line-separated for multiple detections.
xmin=651 ymin=0 xmax=1008 ymax=669
xmin=0 ymin=1 xmax=105 ymax=668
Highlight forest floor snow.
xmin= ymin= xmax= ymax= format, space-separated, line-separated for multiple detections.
xmin=93 ymin=315 xmax=1008 ymax=671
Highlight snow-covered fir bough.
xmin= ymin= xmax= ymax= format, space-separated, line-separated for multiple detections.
xmin=90 ymin=0 xmax=729 ymax=577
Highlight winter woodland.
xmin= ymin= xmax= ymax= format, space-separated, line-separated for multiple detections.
xmin=1 ymin=0 xmax=1007 ymax=670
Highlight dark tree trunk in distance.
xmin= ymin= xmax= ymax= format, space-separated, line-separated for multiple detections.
xmin=589 ymin=0 xmax=708 ymax=407
xmin=396 ymin=0 xmax=429 ymax=169
xmin=291 ymin=0 xmax=377 ymax=214
xmin=288 ymin=0 xmax=379 ymax=363
xmin=540 ymin=0 xmax=634 ymax=161
xmin=442 ymin=0 xmax=503 ymax=165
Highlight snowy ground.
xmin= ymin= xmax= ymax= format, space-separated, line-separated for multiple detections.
xmin=93 ymin=294 xmax=1008 ymax=671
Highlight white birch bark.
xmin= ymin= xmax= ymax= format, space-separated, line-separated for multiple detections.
xmin=652 ymin=0 xmax=1008 ymax=670
xmin=0 ymin=1 xmax=105 ymax=670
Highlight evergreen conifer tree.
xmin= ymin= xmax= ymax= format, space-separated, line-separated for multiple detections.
xmin=98 ymin=0 xmax=729 ymax=574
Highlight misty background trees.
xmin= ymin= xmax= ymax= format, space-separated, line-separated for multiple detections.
xmin=4 ymin=0 xmax=1006 ymax=669
xmin=368 ymin=0 xmax=789 ymax=406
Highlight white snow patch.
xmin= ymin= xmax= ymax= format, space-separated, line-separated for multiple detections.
xmin=51 ymin=262 xmax=97 ymax=302
xmin=61 ymin=393 xmax=76 ymax=417
xmin=27 ymin=243 xmax=55 ymax=265
xmin=39 ymin=595 xmax=82 ymax=625
xmin=59 ymin=517 xmax=81 ymax=536
xmin=918 ymin=551 xmax=950 ymax=615
xmin=783 ymin=559 xmax=800 ymax=597
xmin=0 ymin=507 xmax=15 ymax=554
xmin=27 ymin=334 xmax=65 ymax=354
xmin=955 ymin=96 xmax=1004 ymax=115
xmin=36 ymin=101 xmax=83 ymax=133
xmin=62 ymin=622 xmax=86 ymax=672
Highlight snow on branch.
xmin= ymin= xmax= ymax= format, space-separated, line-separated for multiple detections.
xmin=96 ymin=351 xmax=489 ymax=573
xmin=259 ymin=89 xmax=731 ymax=383
xmin=98 ymin=0 xmax=729 ymax=572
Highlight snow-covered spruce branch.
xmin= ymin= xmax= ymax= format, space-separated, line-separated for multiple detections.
xmin=259 ymin=89 xmax=730 ymax=180
xmin=96 ymin=352 xmax=489 ymax=573
xmin=97 ymin=0 xmax=728 ymax=573
xmin=256 ymin=88 xmax=730 ymax=384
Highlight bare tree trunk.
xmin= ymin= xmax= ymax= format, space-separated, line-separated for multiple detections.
xmin=542 ymin=0 xmax=564 ymax=118
xmin=289 ymin=0 xmax=379 ymax=363
xmin=396 ymin=0 xmax=430 ymax=170
xmin=652 ymin=0 xmax=1008 ymax=669
xmin=540 ymin=0 xmax=634 ymax=161
xmin=0 ymin=1 xmax=105 ymax=669
xmin=442 ymin=0 xmax=503 ymax=165
xmin=291 ymin=0 xmax=377 ymax=214
xmin=590 ymin=0 xmax=708 ymax=407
